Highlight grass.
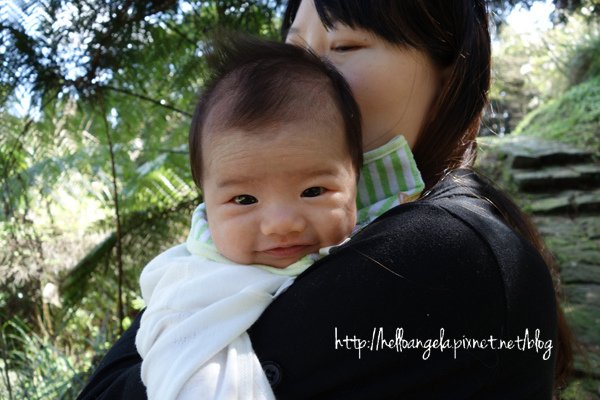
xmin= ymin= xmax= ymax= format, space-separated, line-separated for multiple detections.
xmin=514 ymin=76 xmax=600 ymax=155
xmin=1 ymin=319 xmax=86 ymax=399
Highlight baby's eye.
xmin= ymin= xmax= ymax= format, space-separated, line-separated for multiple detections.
xmin=233 ymin=194 xmax=257 ymax=205
xmin=301 ymin=187 xmax=325 ymax=198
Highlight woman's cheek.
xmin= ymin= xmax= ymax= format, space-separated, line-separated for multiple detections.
xmin=342 ymin=63 xmax=383 ymax=120
xmin=339 ymin=62 xmax=373 ymax=104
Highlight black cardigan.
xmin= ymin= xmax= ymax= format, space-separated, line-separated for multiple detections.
xmin=77 ymin=170 xmax=557 ymax=399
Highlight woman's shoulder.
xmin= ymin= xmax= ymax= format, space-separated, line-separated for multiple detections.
xmin=249 ymin=171 xmax=556 ymax=398
xmin=350 ymin=169 xmax=533 ymax=262
xmin=323 ymin=189 xmax=509 ymax=306
xmin=344 ymin=170 xmax=508 ymax=267
xmin=340 ymin=169 xmax=554 ymax=308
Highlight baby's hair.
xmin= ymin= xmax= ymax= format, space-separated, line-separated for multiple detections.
xmin=189 ymin=34 xmax=362 ymax=188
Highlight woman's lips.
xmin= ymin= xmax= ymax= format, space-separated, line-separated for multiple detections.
xmin=262 ymin=245 xmax=312 ymax=258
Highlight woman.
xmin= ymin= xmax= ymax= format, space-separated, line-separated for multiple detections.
xmin=78 ymin=1 xmax=572 ymax=398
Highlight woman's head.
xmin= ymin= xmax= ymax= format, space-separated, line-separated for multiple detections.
xmin=283 ymin=0 xmax=491 ymax=188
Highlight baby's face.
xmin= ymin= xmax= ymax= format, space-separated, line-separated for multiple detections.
xmin=202 ymin=119 xmax=357 ymax=268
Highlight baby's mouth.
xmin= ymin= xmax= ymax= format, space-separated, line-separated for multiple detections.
xmin=262 ymin=244 xmax=313 ymax=258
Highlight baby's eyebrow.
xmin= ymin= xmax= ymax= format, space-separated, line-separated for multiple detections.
xmin=305 ymin=168 xmax=338 ymax=178
xmin=216 ymin=176 xmax=257 ymax=188
xmin=215 ymin=168 xmax=339 ymax=188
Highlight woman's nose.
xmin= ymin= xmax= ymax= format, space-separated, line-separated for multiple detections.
xmin=297 ymin=33 xmax=326 ymax=56
xmin=260 ymin=206 xmax=307 ymax=238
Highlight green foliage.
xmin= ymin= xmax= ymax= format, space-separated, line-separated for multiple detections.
xmin=1 ymin=1 xmax=284 ymax=397
xmin=490 ymin=12 xmax=600 ymax=137
xmin=566 ymin=32 xmax=600 ymax=86
xmin=514 ymin=75 xmax=600 ymax=153
xmin=1 ymin=0 xmax=285 ymax=309
xmin=1 ymin=317 xmax=91 ymax=399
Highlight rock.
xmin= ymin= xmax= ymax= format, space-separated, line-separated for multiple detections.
xmin=534 ymin=216 xmax=600 ymax=239
xmin=512 ymin=165 xmax=600 ymax=192
xmin=563 ymin=303 xmax=600 ymax=347
xmin=564 ymin=284 xmax=600 ymax=307
xmin=554 ymin=249 xmax=600 ymax=268
xmin=561 ymin=262 xmax=600 ymax=285
xmin=478 ymin=136 xmax=594 ymax=169
xmin=529 ymin=189 xmax=600 ymax=214
xmin=573 ymin=347 xmax=600 ymax=378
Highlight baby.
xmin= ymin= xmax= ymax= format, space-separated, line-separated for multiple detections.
xmin=135 ymin=36 xmax=362 ymax=400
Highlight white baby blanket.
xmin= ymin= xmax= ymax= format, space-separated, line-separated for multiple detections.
xmin=135 ymin=243 xmax=292 ymax=399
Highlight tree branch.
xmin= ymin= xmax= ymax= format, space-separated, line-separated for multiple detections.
xmin=102 ymin=85 xmax=192 ymax=117
xmin=99 ymin=98 xmax=125 ymax=334
xmin=165 ymin=21 xmax=197 ymax=46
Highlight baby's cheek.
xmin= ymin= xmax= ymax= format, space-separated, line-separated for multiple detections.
xmin=342 ymin=197 xmax=357 ymax=230
xmin=330 ymin=208 xmax=356 ymax=243
xmin=211 ymin=223 xmax=246 ymax=264
xmin=210 ymin=230 xmax=228 ymax=258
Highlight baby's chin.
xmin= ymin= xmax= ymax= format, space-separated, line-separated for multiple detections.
xmin=225 ymin=255 xmax=304 ymax=269
xmin=258 ymin=258 xmax=304 ymax=269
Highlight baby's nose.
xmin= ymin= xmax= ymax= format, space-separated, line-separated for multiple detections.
xmin=260 ymin=206 xmax=307 ymax=238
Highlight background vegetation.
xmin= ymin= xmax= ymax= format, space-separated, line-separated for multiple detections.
xmin=490 ymin=8 xmax=600 ymax=151
xmin=1 ymin=0 xmax=598 ymax=398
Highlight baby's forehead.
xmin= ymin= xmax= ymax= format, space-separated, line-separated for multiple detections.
xmin=207 ymin=118 xmax=347 ymax=150
xmin=202 ymin=120 xmax=353 ymax=181
xmin=202 ymin=101 xmax=348 ymax=153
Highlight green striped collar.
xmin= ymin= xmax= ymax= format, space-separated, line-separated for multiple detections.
xmin=355 ymin=135 xmax=424 ymax=228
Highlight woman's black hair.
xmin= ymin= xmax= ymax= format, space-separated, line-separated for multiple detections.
xmin=282 ymin=0 xmax=573 ymax=390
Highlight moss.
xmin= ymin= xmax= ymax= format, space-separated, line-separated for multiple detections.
xmin=563 ymin=302 xmax=600 ymax=345
xmin=515 ymin=76 xmax=600 ymax=155
xmin=560 ymin=377 xmax=600 ymax=400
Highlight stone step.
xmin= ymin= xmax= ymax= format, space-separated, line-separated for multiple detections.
xmin=565 ymin=284 xmax=600 ymax=308
xmin=573 ymin=349 xmax=600 ymax=380
xmin=512 ymin=148 xmax=593 ymax=169
xmin=478 ymin=136 xmax=595 ymax=169
xmin=561 ymin=262 xmax=600 ymax=285
xmin=527 ymin=189 xmax=600 ymax=214
xmin=533 ymin=216 xmax=600 ymax=242
xmin=564 ymin=303 xmax=600 ymax=347
xmin=512 ymin=164 xmax=600 ymax=192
